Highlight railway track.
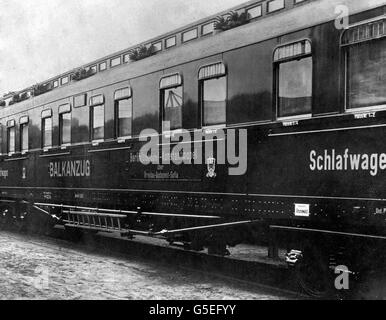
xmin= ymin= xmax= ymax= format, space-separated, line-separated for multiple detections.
xmin=2 ymin=214 xmax=386 ymax=299
xmin=55 ymin=231 xmax=386 ymax=300
xmin=0 ymin=225 xmax=307 ymax=300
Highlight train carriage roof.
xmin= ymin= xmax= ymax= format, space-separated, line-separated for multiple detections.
xmin=1 ymin=0 xmax=385 ymax=113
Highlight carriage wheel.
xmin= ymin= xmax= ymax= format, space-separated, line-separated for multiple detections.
xmin=294 ymin=246 xmax=333 ymax=298
xmin=64 ymin=226 xmax=84 ymax=242
xmin=205 ymin=232 xmax=230 ymax=256
xmin=0 ymin=207 xmax=10 ymax=228
xmin=0 ymin=206 xmax=17 ymax=230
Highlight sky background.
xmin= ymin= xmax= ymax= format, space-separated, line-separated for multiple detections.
xmin=0 ymin=0 xmax=246 ymax=96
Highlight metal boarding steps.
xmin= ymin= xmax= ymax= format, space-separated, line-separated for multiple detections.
xmin=63 ymin=210 xmax=126 ymax=233
xmin=33 ymin=202 xmax=259 ymax=237
xmin=34 ymin=203 xmax=145 ymax=235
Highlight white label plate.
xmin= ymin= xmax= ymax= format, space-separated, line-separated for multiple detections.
xmin=295 ymin=203 xmax=310 ymax=217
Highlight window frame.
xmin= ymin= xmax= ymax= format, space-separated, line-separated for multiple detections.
xmin=267 ymin=0 xmax=285 ymax=14
xmin=85 ymin=65 xmax=97 ymax=75
xmin=123 ymin=53 xmax=131 ymax=63
xmin=246 ymin=5 xmax=263 ymax=20
xmin=341 ymin=18 xmax=386 ymax=113
xmin=41 ymin=109 xmax=53 ymax=150
xmin=59 ymin=104 xmax=72 ymax=147
xmin=152 ymin=41 xmax=162 ymax=53
xmin=182 ymin=28 xmax=198 ymax=43
xmin=160 ymin=74 xmax=184 ymax=133
xmin=201 ymin=22 xmax=215 ymax=36
xmin=110 ymin=56 xmax=122 ymax=68
xmin=114 ymin=88 xmax=133 ymax=141
xmin=7 ymin=120 xmax=16 ymax=155
xmin=165 ymin=36 xmax=177 ymax=49
xmin=60 ymin=76 xmax=69 ymax=86
xmin=273 ymin=39 xmax=314 ymax=121
xmin=198 ymin=62 xmax=228 ymax=129
xmin=99 ymin=61 xmax=107 ymax=72
xmin=90 ymin=95 xmax=105 ymax=143
xmin=20 ymin=116 xmax=29 ymax=154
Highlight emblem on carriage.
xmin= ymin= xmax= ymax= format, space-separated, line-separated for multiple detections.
xmin=22 ymin=167 xmax=26 ymax=180
xmin=206 ymin=157 xmax=217 ymax=178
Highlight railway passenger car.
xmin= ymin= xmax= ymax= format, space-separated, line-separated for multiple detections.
xmin=0 ymin=0 xmax=385 ymax=296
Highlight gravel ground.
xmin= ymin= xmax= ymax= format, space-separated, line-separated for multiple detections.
xmin=0 ymin=231 xmax=297 ymax=300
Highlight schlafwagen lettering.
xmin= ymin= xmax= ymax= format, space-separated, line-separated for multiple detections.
xmin=310 ymin=149 xmax=386 ymax=177
xmin=49 ymin=160 xmax=91 ymax=178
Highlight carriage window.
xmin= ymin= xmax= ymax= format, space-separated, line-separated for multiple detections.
xmin=92 ymin=106 xmax=104 ymax=141
xmin=61 ymin=76 xmax=69 ymax=85
xmin=152 ymin=41 xmax=162 ymax=52
xmin=20 ymin=117 xmax=29 ymax=153
xmin=53 ymin=80 xmax=59 ymax=88
xmin=202 ymin=22 xmax=214 ymax=35
xmin=99 ymin=62 xmax=107 ymax=71
xmin=21 ymin=124 xmax=28 ymax=153
xmin=123 ymin=53 xmax=131 ymax=63
xmin=7 ymin=121 xmax=15 ymax=154
xmin=60 ymin=113 xmax=71 ymax=145
xmin=274 ymin=40 xmax=313 ymax=118
xmin=88 ymin=65 xmax=97 ymax=73
xmin=165 ymin=36 xmax=176 ymax=48
xmin=42 ymin=116 xmax=52 ymax=149
xmin=160 ymin=74 xmax=183 ymax=131
xmin=199 ymin=63 xmax=227 ymax=127
xmin=110 ymin=57 xmax=121 ymax=67
xmin=342 ymin=19 xmax=386 ymax=110
xmin=182 ymin=29 xmax=198 ymax=42
xmin=267 ymin=0 xmax=285 ymax=13
xmin=59 ymin=104 xmax=71 ymax=146
xmin=247 ymin=5 xmax=262 ymax=19
xmin=90 ymin=95 xmax=105 ymax=141
xmin=115 ymin=88 xmax=133 ymax=138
